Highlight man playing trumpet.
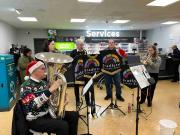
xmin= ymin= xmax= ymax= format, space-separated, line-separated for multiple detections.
xmin=20 ymin=60 xmax=78 ymax=135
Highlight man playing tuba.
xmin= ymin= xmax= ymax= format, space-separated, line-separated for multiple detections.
xmin=20 ymin=60 xmax=78 ymax=135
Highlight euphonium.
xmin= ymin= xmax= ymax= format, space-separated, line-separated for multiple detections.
xmin=35 ymin=52 xmax=73 ymax=119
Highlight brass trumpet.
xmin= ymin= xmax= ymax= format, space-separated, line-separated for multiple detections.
xmin=143 ymin=54 xmax=152 ymax=65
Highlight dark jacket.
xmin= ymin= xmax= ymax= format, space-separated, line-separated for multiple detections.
xmin=70 ymin=49 xmax=87 ymax=69
xmin=12 ymin=101 xmax=29 ymax=135
xmin=70 ymin=49 xmax=87 ymax=82
xmin=172 ymin=48 xmax=180 ymax=58
xmin=70 ymin=49 xmax=87 ymax=61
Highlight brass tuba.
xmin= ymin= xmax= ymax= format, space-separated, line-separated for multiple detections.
xmin=35 ymin=52 xmax=73 ymax=118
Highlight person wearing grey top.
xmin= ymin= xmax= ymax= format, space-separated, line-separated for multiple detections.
xmin=140 ymin=45 xmax=161 ymax=107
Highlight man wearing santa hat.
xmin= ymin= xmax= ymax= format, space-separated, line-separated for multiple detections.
xmin=20 ymin=60 xmax=78 ymax=135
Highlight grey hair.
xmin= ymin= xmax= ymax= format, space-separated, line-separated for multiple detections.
xmin=76 ymin=38 xmax=84 ymax=45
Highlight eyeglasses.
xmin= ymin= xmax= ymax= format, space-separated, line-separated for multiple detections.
xmin=39 ymin=67 xmax=46 ymax=70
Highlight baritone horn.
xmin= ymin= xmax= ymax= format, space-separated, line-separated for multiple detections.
xmin=35 ymin=52 xmax=73 ymax=118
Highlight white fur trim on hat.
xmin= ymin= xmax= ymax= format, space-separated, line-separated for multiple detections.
xmin=24 ymin=76 xmax=30 ymax=81
xmin=29 ymin=61 xmax=44 ymax=74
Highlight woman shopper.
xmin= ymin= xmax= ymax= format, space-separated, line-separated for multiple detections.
xmin=18 ymin=48 xmax=34 ymax=83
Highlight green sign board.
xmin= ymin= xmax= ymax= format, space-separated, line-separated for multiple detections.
xmin=55 ymin=42 xmax=76 ymax=51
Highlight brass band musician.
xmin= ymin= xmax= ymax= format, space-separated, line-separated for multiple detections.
xmin=70 ymin=39 xmax=90 ymax=107
xmin=140 ymin=45 xmax=161 ymax=107
xmin=20 ymin=61 xmax=78 ymax=135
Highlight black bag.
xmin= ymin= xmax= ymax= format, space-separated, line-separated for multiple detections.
xmin=12 ymin=101 xmax=29 ymax=135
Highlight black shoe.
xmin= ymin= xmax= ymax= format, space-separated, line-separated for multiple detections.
xmin=171 ymin=79 xmax=178 ymax=82
xmin=116 ymin=96 xmax=125 ymax=102
xmin=139 ymin=100 xmax=145 ymax=104
xmin=104 ymin=96 xmax=111 ymax=100
xmin=86 ymin=101 xmax=91 ymax=106
xmin=147 ymin=102 xmax=152 ymax=107
xmin=76 ymin=101 xmax=80 ymax=106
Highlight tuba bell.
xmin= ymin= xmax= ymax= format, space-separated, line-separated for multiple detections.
xmin=35 ymin=52 xmax=73 ymax=118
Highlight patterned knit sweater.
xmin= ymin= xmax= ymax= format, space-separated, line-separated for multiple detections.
xmin=20 ymin=77 xmax=52 ymax=121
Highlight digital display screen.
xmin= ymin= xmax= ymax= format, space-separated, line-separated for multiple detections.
xmin=55 ymin=42 xmax=76 ymax=51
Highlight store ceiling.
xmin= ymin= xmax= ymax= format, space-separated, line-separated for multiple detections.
xmin=0 ymin=0 xmax=180 ymax=30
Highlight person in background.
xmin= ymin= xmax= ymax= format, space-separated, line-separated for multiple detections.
xmin=169 ymin=45 xmax=180 ymax=82
xmin=10 ymin=44 xmax=21 ymax=67
xmin=43 ymin=39 xmax=55 ymax=52
xmin=10 ymin=44 xmax=21 ymax=83
xmin=103 ymin=39 xmax=125 ymax=102
xmin=70 ymin=39 xmax=88 ymax=107
xmin=20 ymin=60 xmax=78 ymax=135
xmin=140 ymin=45 xmax=161 ymax=107
xmin=18 ymin=48 xmax=34 ymax=83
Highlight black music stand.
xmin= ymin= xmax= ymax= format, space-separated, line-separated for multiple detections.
xmin=100 ymin=84 xmax=126 ymax=116
xmin=79 ymin=94 xmax=101 ymax=118
xmin=135 ymin=86 xmax=141 ymax=135
xmin=80 ymin=77 xmax=101 ymax=118
xmin=129 ymin=65 xmax=151 ymax=135
xmin=80 ymin=76 xmax=95 ymax=135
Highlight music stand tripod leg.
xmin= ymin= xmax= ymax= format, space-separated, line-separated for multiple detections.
xmin=114 ymin=99 xmax=126 ymax=115
xmin=90 ymin=86 xmax=101 ymax=117
xmin=135 ymin=87 xmax=140 ymax=135
xmin=81 ymin=97 xmax=92 ymax=135
xmin=100 ymin=86 xmax=126 ymax=116
xmin=100 ymin=102 xmax=113 ymax=116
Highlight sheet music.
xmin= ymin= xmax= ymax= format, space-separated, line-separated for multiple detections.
xmin=130 ymin=65 xmax=150 ymax=89
xmin=82 ymin=73 xmax=96 ymax=96
xmin=140 ymin=65 xmax=151 ymax=79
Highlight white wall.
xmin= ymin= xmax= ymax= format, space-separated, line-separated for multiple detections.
xmin=16 ymin=29 xmax=48 ymax=55
xmin=146 ymin=24 xmax=180 ymax=51
xmin=0 ymin=20 xmax=17 ymax=53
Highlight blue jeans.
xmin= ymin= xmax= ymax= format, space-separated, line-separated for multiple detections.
xmin=104 ymin=72 xmax=121 ymax=97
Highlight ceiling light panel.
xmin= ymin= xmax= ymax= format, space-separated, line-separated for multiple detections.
xmin=78 ymin=0 xmax=103 ymax=3
xmin=147 ymin=0 xmax=180 ymax=7
xmin=113 ymin=20 xmax=130 ymax=23
xmin=161 ymin=21 xmax=179 ymax=24
xmin=70 ymin=18 xmax=86 ymax=22
xmin=17 ymin=17 xmax=38 ymax=22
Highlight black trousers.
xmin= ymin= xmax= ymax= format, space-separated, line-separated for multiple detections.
xmin=84 ymin=78 xmax=96 ymax=114
xmin=172 ymin=61 xmax=179 ymax=81
xmin=27 ymin=111 xmax=78 ymax=135
xmin=74 ymin=84 xmax=80 ymax=104
xmin=74 ymin=84 xmax=90 ymax=106
xmin=140 ymin=73 xmax=159 ymax=103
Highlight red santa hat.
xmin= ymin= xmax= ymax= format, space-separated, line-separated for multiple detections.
xmin=116 ymin=48 xmax=128 ymax=58
xmin=24 ymin=61 xmax=44 ymax=80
